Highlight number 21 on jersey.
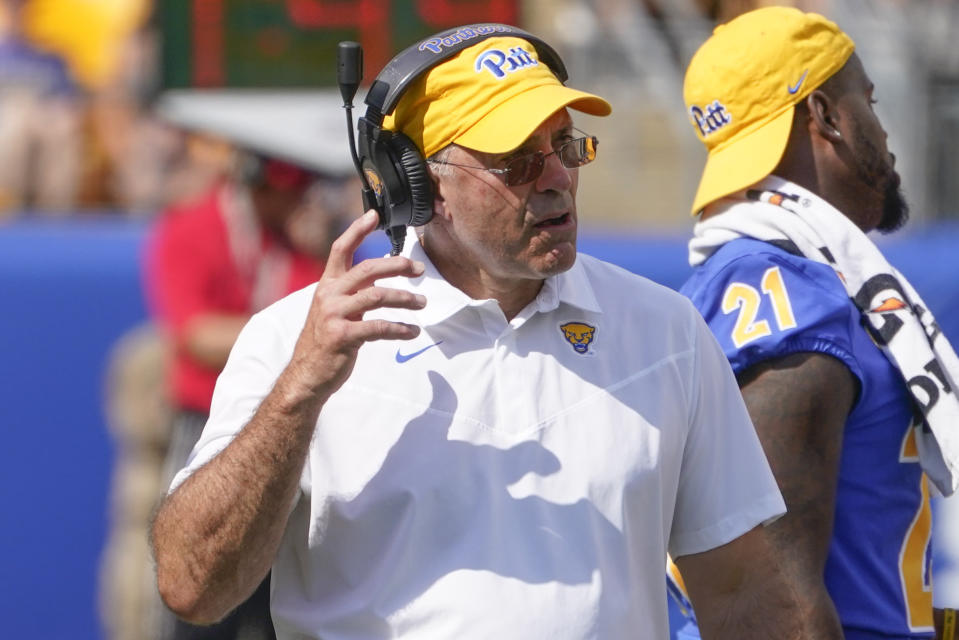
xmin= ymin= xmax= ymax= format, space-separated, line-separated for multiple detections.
xmin=721 ymin=266 xmax=797 ymax=348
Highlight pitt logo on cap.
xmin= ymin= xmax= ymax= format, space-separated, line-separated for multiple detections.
xmin=561 ymin=322 xmax=596 ymax=354
xmin=475 ymin=47 xmax=538 ymax=79
xmin=689 ymin=100 xmax=732 ymax=137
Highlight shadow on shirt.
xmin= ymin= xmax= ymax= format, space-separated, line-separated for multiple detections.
xmin=301 ymin=370 xmax=630 ymax=630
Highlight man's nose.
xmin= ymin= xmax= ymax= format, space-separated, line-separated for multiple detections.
xmin=535 ymin=151 xmax=573 ymax=192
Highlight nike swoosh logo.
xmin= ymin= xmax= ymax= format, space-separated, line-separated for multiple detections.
xmin=787 ymin=69 xmax=809 ymax=94
xmin=395 ymin=341 xmax=444 ymax=363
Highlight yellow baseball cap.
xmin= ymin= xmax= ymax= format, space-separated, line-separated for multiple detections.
xmin=684 ymin=7 xmax=854 ymax=215
xmin=384 ymin=36 xmax=611 ymax=158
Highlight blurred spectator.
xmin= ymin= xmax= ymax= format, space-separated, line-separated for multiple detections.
xmin=100 ymin=323 xmax=171 ymax=640
xmin=0 ymin=0 xmax=82 ymax=213
xmin=0 ymin=0 xmax=196 ymax=216
xmin=77 ymin=20 xmax=186 ymax=214
xmin=141 ymin=148 xmax=347 ymax=640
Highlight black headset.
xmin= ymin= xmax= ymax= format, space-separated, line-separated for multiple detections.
xmin=337 ymin=24 xmax=569 ymax=256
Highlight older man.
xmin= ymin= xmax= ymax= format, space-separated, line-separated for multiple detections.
xmin=152 ymin=25 xmax=798 ymax=639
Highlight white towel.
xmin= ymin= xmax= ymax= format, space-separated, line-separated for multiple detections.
xmin=689 ymin=175 xmax=959 ymax=496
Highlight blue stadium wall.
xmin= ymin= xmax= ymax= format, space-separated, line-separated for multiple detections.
xmin=1 ymin=217 xmax=957 ymax=639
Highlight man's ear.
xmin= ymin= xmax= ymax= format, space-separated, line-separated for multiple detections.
xmin=428 ymin=168 xmax=451 ymax=220
xmin=806 ymin=90 xmax=843 ymax=144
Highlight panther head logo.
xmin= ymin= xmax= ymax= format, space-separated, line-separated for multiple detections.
xmin=364 ymin=168 xmax=384 ymax=198
xmin=560 ymin=322 xmax=596 ymax=354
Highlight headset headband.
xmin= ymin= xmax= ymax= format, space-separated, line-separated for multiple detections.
xmin=364 ymin=23 xmax=569 ymax=119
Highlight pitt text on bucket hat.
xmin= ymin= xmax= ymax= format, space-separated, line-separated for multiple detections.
xmin=683 ymin=6 xmax=855 ymax=215
xmin=383 ymin=36 xmax=612 ymax=159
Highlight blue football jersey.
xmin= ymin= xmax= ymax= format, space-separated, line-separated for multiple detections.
xmin=676 ymin=238 xmax=933 ymax=639
xmin=667 ymin=558 xmax=699 ymax=640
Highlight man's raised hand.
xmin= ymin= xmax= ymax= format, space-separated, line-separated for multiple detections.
xmin=286 ymin=210 xmax=426 ymax=399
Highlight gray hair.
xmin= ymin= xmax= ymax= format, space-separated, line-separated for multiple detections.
xmin=426 ymin=145 xmax=457 ymax=178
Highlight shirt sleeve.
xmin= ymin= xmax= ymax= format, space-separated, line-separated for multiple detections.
xmin=668 ymin=308 xmax=786 ymax=559
xmin=168 ymin=305 xmax=296 ymax=492
xmin=687 ymin=251 xmax=866 ymax=386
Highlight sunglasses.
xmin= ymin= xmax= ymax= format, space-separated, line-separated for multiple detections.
xmin=428 ymin=130 xmax=598 ymax=187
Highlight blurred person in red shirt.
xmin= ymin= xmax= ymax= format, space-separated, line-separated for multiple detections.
xmin=144 ymin=146 xmax=340 ymax=640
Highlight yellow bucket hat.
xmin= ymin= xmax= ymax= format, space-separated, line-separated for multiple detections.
xmin=384 ymin=36 xmax=611 ymax=158
xmin=684 ymin=6 xmax=854 ymax=215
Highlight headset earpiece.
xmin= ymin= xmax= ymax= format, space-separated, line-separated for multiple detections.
xmin=356 ymin=120 xmax=430 ymax=246
xmin=392 ymin=132 xmax=433 ymax=227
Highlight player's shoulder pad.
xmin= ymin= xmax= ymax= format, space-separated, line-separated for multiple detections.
xmin=680 ymin=238 xmax=859 ymax=374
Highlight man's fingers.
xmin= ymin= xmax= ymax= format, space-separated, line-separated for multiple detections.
xmin=335 ymin=256 xmax=425 ymax=294
xmin=351 ymin=318 xmax=421 ymax=343
xmin=325 ymin=210 xmax=380 ymax=276
xmin=338 ymin=287 xmax=427 ymax=318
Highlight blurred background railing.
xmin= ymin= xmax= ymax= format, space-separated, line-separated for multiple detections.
xmin=1 ymin=1 xmax=957 ymax=639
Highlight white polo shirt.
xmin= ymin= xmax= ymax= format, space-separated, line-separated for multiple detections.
xmin=176 ymin=239 xmax=784 ymax=639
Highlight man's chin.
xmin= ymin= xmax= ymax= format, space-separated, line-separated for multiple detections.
xmin=534 ymin=241 xmax=577 ymax=276
xmin=877 ymin=180 xmax=909 ymax=233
